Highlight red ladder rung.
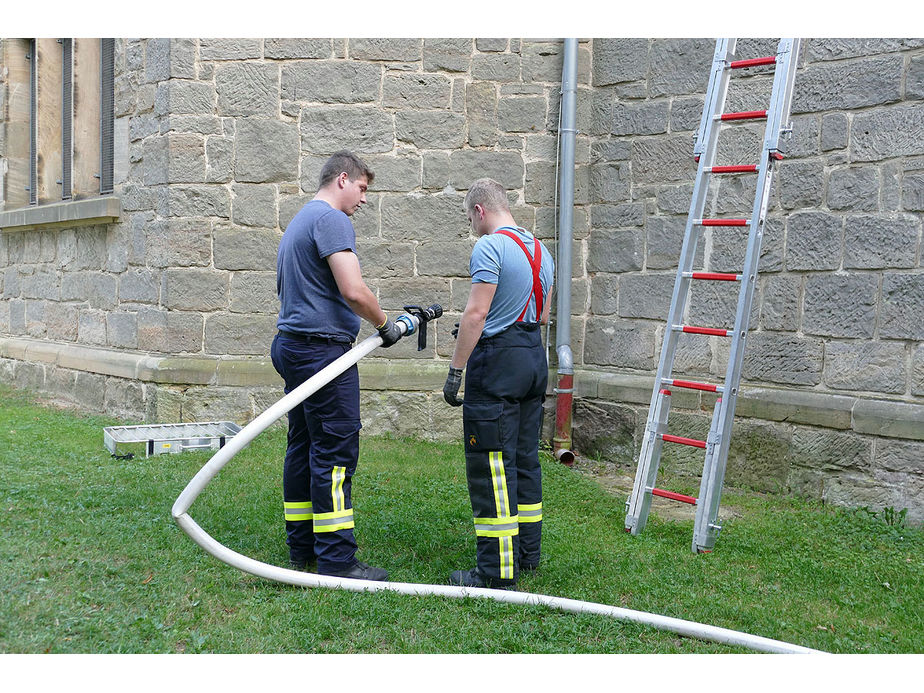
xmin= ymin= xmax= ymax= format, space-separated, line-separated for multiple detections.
xmin=689 ymin=271 xmax=741 ymax=281
xmin=666 ymin=378 xmax=721 ymax=393
xmin=708 ymin=165 xmax=758 ymax=174
xmin=700 ymin=218 xmax=749 ymax=226
xmin=651 ymin=487 xmax=698 ymax=505
xmin=661 ymin=433 xmax=707 ymax=449
xmin=720 ymin=110 xmax=768 ymax=121
xmin=680 ymin=325 xmax=730 ymax=337
xmin=729 ymin=56 xmax=777 ymax=69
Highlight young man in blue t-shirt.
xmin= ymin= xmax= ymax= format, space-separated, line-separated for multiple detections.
xmin=444 ymin=178 xmax=555 ymax=589
xmin=272 ymin=151 xmax=402 ymax=581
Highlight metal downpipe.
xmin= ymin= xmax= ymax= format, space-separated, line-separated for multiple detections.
xmin=553 ymin=38 xmax=578 ymax=465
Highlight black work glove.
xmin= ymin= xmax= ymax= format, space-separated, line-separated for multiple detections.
xmin=377 ymin=318 xmax=402 ymax=348
xmin=451 ymin=322 xmax=459 ymax=339
xmin=443 ymin=367 xmax=464 ymax=406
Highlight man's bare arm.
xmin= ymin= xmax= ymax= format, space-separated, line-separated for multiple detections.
xmin=327 ymin=250 xmax=387 ymax=327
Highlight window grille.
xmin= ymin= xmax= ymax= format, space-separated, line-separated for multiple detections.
xmin=61 ymin=38 xmax=73 ymax=200
xmin=99 ymin=38 xmax=115 ymax=195
xmin=29 ymin=39 xmax=37 ymax=205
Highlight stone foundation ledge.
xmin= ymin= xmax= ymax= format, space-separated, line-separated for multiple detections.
xmin=572 ymin=367 xmax=923 ymax=442
xmin=1 ymin=336 xmax=922 ymax=442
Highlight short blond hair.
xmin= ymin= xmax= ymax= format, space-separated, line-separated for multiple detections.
xmin=463 ymin=178 xmax=510 ymax=215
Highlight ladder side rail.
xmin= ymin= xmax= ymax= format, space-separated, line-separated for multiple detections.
xmin=649 ymin=37 xmax=734 ymax=396
xmin=652 ymin=174 xmax=716 ymax=388
xmin=625 ymin=39 xmax=734 ymax=535
xmin=694 ymin=158 xmax=777 ymax=552
xmin=625 ymin=390 xmax=672 ymax=534
xmin=692 ymin=396 xmax=724 ymax=551
xmin=624 ymin=202 xmax=712 ymax=533
xmin=693 ymin=41 xmax=798 ymax=550
xmin=764 ymin=39 xmax=802 ymax=155
xmin=695 ymin=427 xmax=729 ymax=549
xmin=693 ymin=39 xmax=736 ymax=161
xmin=625 ymin=433 xmax=657 ymax=532
xmin=693 ymin=191 xmax=769 ymax=552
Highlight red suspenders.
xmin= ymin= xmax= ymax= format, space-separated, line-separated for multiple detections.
xmin=494 ymin=228 xmax=543 ymax=323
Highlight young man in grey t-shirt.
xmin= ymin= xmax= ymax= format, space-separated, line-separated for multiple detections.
xmin=272 ymin=151 xmax=401 ymax=581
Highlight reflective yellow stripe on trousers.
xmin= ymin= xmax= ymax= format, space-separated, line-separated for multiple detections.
xmin=314 ymin=466 xmax=354 ymax=532
xmin=477 ymin=450 xmax=517 ymax=580
xmin=517 ymin=501 xmax=543 ymax=523
xmin=283 ymin=500 xmax=313 ymax=522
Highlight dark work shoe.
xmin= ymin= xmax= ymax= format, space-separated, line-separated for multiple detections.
xmin=289 ymin=551 xmax=316 ymax=572
xmin=321 ymin=560 xmax=388 ymax=582
xmin=449 ymin=568 xmax=513 ymax=589
xmin=289 ymin=557 xmax=316 ymax=572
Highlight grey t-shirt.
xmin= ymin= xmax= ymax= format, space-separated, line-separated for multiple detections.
xmin=276 ymin=200 xmax=361 ymax=340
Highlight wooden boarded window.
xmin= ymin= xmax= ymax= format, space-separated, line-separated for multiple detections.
xmin=2 ymin=37 xmax=115 ymax=210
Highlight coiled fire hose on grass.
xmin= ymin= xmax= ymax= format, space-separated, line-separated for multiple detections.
xmin=172 ymin=304 xmax=824 ymax=654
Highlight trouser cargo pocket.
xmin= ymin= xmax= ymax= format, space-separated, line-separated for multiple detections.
xmin=463 ymin=401 xmax=505 ymax=452
xmin=314 ymin=417 xmax=362 ymax=474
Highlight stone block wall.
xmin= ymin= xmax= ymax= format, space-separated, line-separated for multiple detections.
xmin=1 ymin=38 xmax=922 ymax=522
xmin=583 ymin=39 xmax=924 ymax=387
xmin=577 ymin=38 xmax=923 ymax=522
xmin=3 ymin=38 xmax=589 ymax=357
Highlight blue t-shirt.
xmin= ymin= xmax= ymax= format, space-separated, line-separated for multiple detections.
xmin=470 ymin=226 xmax=555 ymax=337
xmin=276 ymin=200 xmax=361 ymax=340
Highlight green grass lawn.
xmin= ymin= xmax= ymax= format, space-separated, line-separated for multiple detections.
xmin=1 ymin=383 xmax=922 ymax=654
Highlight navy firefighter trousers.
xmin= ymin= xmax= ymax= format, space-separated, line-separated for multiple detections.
xmin=270 ymin=332 xmax=362 ymax=573
xmin=462 ymin=322 xmax=548 ymax=587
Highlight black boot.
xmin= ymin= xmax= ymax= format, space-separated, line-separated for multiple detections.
xmin=320 ymin=560 xmax=388 ymax=581
xmin=289 ymin=551 xmax=316 ymax=572
xmin=289 ymin=558 xmax=316 ymax=572
xmin=449 ymin=568 xmax=513 ymax=589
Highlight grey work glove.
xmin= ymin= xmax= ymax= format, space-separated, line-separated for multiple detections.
xmin=443 ymin=367 xmax=464 ymax=406
xmin=377 ymin=318 xmax=402 ymax=348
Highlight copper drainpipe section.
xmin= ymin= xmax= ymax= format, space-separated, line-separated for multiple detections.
xmin=553 ymin=38 xmax=577 ymax=466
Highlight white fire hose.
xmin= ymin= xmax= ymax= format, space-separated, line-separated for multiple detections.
xmin=172 ymin=307 xmax=825 ymax=655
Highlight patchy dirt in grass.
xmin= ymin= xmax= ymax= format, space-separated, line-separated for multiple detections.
xmin=32 ymin=396 xmax=86 ymax=413
xmin=570 ymin=455 xmax=742 ymax=523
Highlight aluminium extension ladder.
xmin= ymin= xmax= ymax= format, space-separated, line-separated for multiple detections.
xmin=624 ymin=38 xmax=802 ymax=553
